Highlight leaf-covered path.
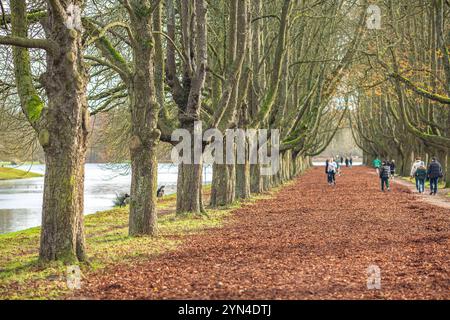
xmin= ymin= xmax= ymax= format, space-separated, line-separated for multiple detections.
xmin=75 ymin=167 xmax=449 ymax=299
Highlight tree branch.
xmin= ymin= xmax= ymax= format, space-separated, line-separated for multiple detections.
xmin=0 ymin=35 xmax=57 ymax=54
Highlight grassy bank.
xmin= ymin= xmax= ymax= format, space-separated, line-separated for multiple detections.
xmin=0 ymin=186 xmax=275 ymax=300
xmin=0 ymin=167 xmax=43 ymax=180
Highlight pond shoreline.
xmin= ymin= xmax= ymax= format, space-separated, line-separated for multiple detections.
xmin=0 ymin=184 xmax=270 ymax=300
xmin=0 ymin=163 xmax=212 ymax=234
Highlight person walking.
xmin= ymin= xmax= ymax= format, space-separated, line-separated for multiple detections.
xmin=327 ymin=158 xmax=337 ymax=186
xmin=410 ymin=157 xmax=425 ymax=192
xmin=415 ymin=164 xmax=427 ymax=194
xmin=373 ymin=157 xmax=382 ymax=175
xmin=325 ymin=158 xmax=329 ymax=175
xmin=427 ymin=157 xmax=443 ymax=195
xmin=336 ymin=160 xmax=342 ymax=176
xmin=389 ymin=160 xmax=396 ymax=180
xmin=349 ymin=157 xmax=353 ymax=168
xmin=345 ymin=158 xmax=349 ymax=167
xmin=379 ymin=161 xmax=391 ymax=192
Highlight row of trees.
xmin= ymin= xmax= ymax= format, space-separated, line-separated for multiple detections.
xmin=349 ymin=0 xmax=450 ymax=187
xmin=0 ymin=0 xmax=366 ymax=263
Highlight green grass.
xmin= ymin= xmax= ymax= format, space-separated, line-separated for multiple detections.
xmin=0 ymin=167 xmax=43 ymax=180
xmin=0 ymin=186 xmax=274 ymax=300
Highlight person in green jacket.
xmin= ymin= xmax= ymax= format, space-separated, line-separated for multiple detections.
xmin=415 ymin=165 xmax=427 ymax=194
xmin=372 ymin=157 xmax=382 ymax=175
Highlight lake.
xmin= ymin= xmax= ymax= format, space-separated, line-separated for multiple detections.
xmin=0 ymin=162 xmax=362 ymax=234
xmin=0 ymin=163 xmax=212 ymax=234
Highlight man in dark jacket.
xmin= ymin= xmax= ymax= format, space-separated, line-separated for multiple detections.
xmin=379 ymin=161 xmax=391 ymax=192
xmin=427 ymin=157 xmax=443 ymax=195
xmin=389 ymin=160 xmax=396 ymax=179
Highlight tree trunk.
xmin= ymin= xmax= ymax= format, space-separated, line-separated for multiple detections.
xmin=128 ymin=6 xmax=160 ymax=236
xmin=129 ymin=142 xmax=158 ymax=236
xmin=235 ymin=161 xmax=251 ymax=200
xmin=402 ymin=150 xmax=413 ymax=177
xmin=211 ymin=163 xmax=236 ymax=207
xmin=38 ymin=0 xmax=89 ymax=263
xmin=250 ymin=163 xmax=263 ymax=194
xmin=177 ymin=162 xmax=203 ymax=214
xmin=262 ymin=173 xmax=272 ymax=191
xmin=40 ymin=141 xmax=87 ymax=263
xmin=446 ymin=150 xmax=450 ymax=188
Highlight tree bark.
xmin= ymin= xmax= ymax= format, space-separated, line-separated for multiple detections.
xmin=235 ymin=161 xmax=251 ymax=200
xmin=165 ymin=0 xmax=207 ymax=214
xmin=128 ymin=1 xmax=160 ymax=236
xmin=211 ymin=162 xmax=236 ymax=207
xmin=446 ymin=150 xmax=450 ymax=188
xmin=38 ymin=0 xmax=89 ymax=262
xmin=176 ymin=160 xmax=203 ymax=214
xmin=250 ymin=163 xmax=263 ymax=194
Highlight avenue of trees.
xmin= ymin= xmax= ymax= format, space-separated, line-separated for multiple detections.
xmin=0 ymin=0 xmax=447 ymax=264
xmin=349 ymin=0 xmax=450 ymax=187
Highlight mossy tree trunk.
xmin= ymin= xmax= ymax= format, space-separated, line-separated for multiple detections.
xmin=235 ymin=161 xmax=251 ymax=200
xmin=33 ymin=0 xmax=88 ymax=263
xmin=5 ymin=0 xmax=89 ymax=262
xmin=83 ymin=1 xmax=163 ymax=236
xmin=128 ymin=1 xmax=160 ymax=236
xmin=446 ymin=150 xmax=450 ymax=188
xmin=177 ymin=163 xmax=203 ymax=214
xmin=165 ymin=0 xmax=207 ymax=214
xmin=211 ymin=162 xmax=236 ymax=207
xmin=176 ymin=123 xmax=203 ymax=213
xmin=250 ymin=164 xmax=263 ymax=194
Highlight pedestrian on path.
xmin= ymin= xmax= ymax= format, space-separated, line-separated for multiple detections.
xmin=336 ymin=160 xmax=342 ymax=176
xmin=410 ymin=157 xmax=425 ymax=192
xmin=373 ymin=157 xmax=382 ymax=175
xmin=427 ymin=157 xmax=443 ymax=195
xmin=379 ymin=161 xmax=391 ymax=192
xmin=345 ymin=158 xmax=349 ymax=167
xmin=327 ymin=158 xmax=337 ymax=186
xmin=389 ymin=160 xmax=396 ymax=180
xmin=415 ymin=165 xmax=427 ymax=194
xmin=349 ymin=157 xmax=353 ymax=168
xmin=325 ymin=159 xmax=329 ymax=174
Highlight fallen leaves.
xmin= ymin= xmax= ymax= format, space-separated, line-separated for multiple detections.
xmin=71 ymin=167 xmax=449 ymax=300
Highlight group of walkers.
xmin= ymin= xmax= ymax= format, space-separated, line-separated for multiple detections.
xmin=372 ymin=158 xmax=396 ymax=178
xmin=410 ymin=157 xmax=444 ymax=195
xmin=372 ymin=156 xmax=444 ymax=195
xmin=325 ymin=156 xmax=353 ymax=186
xmin=372 ymin=158 xmax=396 ymax=192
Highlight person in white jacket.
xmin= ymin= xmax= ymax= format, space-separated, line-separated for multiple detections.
xmin=410 ymin=157 xmax=425 ymax=192
xmin=327 ymin=159 xmax=337 ymax=186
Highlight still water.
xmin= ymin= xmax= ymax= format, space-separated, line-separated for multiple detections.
xmin=0 ymin=163 xmax=212 ymax=234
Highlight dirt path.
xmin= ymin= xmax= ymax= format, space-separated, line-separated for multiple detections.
xmin=74 ymin=167 xmax=449 ymax=300
xmin=392 ymin=178 xmax=450 ymax=210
